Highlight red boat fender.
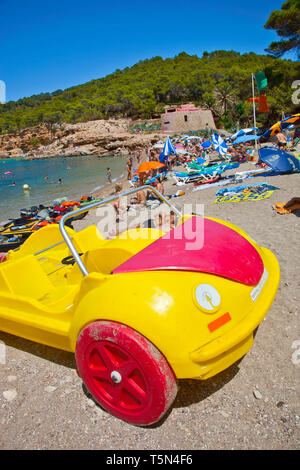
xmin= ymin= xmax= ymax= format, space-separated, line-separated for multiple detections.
xmin=61 ymin=201 xmax=80 ymax=208
xmin=53 ymin=206 xmax=65 ymax=213
xmin=33 ymin=220 xmax=51 ymax=231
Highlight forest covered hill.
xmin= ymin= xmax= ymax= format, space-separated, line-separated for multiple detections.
xmin=1 ymin=50 xmax=299 ymax=135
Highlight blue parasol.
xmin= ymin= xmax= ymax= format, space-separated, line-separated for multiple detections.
xmin=201 ymin=141 xmax=212 ymax=149
xmin=259 ymin=147 xmax=300 ymax=173
xmin=232 ymin=134 xmax=261 ymax=145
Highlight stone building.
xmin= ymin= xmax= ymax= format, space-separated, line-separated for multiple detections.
xmin=161 ymin=103 xmax=216 ymax=134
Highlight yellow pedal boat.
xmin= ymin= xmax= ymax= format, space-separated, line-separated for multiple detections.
xmin=0 ymin=186 xmax=280 ymax=426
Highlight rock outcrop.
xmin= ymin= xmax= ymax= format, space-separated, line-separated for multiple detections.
xmin=0 ymin=118 xmax=164 ymax=159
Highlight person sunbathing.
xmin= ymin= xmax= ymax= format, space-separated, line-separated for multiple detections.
xmin=273 ymin=197 xmax=300 ymax=215
xmin=130 ymin=181 xmax=147 ymax=206
xmin=227 ymin=147 xmax=240 ymax=161
xmin=283 ymin=197 xmax=300 ymax=212
xmin=274 ymin=130 xmax=287 ymax=149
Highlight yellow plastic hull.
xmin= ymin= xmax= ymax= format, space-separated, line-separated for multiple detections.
xmin=0 ymin=219 xmax=280 ymax=381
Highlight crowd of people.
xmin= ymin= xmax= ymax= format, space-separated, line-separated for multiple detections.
xmin=114 ymin=137 xmax=254 ymax=208
xmin=107 ymin=127 xmax=299 ymax=236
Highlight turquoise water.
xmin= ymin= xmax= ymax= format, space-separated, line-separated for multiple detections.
xmin=0 ymin=155 xmax=127 ymax=221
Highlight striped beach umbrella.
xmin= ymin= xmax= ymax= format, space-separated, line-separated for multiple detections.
xmin=174 ymin=144 xmax=186 ymax=154
xmin=263 ymin=114 xmax=300 ymax=139
xmin=230 ymin=128 xmax=258 ymax=141
xmin=211 ymin=134 xmax=228 ymax=156
xmin=162 ymin=137 xmax=176 ymax=156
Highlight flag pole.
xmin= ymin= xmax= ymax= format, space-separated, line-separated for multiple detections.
xmin=251 ymin=73 xmax=258 ymax=150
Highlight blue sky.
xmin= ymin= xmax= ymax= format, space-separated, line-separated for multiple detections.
xmin=0 ymin=0 xmax=289 ymax=102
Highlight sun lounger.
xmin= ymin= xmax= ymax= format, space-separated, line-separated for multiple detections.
xmin=184 ymin=161 xmax=239 ymax=173
xmin=172 ymin=168 xmax=223 ymax=184
xmin=129 ymin=175 xmax=139 ymax=187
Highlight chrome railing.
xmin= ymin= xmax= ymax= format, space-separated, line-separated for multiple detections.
xmin=59 ymin=185 xmax=182 ymax=276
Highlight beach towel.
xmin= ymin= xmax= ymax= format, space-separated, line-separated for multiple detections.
xmin=213 ymin=190 xmax=275 ymax=204
xmin=216 ymin=182 xmax=279 ymax=196
xmin=192 ymin=176 xmax=243 ymax=192
xmin=272 ymin=203 xmax=292 ymax=215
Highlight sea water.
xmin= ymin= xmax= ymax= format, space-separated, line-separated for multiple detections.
xmin=0 ymin=154 xmax=127 ymax=222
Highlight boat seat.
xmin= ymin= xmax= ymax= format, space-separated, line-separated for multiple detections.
xmin=0 ymin=253 xmax=79 ymax=310
xmin=9 ymin=224 xmax=106 ymax=264
xmin=66 ymin=228 xmax=164 ymax=280
xmin=0 ymin=254 xmax=55 ymax=299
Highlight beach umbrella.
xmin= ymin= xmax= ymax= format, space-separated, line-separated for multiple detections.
xmin=201 ymin=141 xmax=212 ymax=149
xmin=162 ymin=137 xmax=176 ymax=156
xmin=230 ymin=128 xmax=258 ymax=141
xmin=136 ymin=161 xmax=165 ymax=174
xmin=174 ymin=144 xmax=187 ymax=154
xmin=159 ymin=152 xmax=167 ymax=164
xmin=258 ymin=147 xmax=300 ymax=173
xmin=232 ymin=134 xmax=261 ymax=145
xmin=187 ymin=136 xmax=202 ymax=141
xmin=153 ymin=142 xmax=164 ymax=149
xmin=211 ymin=133 xmax=228 ymax=156
xmin=263 ymin=113 xmax=300 ymax=139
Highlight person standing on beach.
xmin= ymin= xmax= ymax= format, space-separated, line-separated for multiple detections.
xmin=106 ymin=167 xmax=112 ymax=183
xmin=136 ymin=151 xmax=141 ymax=164
xmin=155 ymin=176 xmax=164 ymax=195
xmin=126 ymin=158 xmax=133 ymax=180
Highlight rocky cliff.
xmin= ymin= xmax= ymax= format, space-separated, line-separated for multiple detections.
xmin=0 ymin=118 xmax=164 ymax=159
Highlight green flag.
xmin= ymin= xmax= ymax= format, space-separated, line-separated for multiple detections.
xmin=255 ymin=71 xmax=268 ymax=93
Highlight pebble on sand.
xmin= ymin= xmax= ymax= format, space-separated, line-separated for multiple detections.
xmin=253 ymin=390 xmax=263 ymax=400
xmin=44 ymin=386 xmax=57 ymax=393
xmin=3 ymin=390 xmax=17 ymax=401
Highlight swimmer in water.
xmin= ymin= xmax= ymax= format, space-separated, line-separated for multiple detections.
xmin=106 ymin=168 xmax=112 ymax=183
xmin=58 ymin=178 xmax=62 ymax=184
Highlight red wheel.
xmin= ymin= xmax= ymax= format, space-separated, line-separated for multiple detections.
xmin=76 ymin=321 xmax=178 ymax=426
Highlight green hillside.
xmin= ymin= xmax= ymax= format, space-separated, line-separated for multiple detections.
xmin=0 ymin=50 xmax=299 ymax=134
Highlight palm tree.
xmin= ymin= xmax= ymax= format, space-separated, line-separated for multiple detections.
xmin=214 ymin=82 xmax=237 ymax=115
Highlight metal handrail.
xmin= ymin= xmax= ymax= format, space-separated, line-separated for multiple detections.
xmin=59 ymin=185 xmax=182 ymax=276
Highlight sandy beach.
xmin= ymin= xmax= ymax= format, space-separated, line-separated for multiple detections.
xmin=2 ymin=0 xmax=300 ymax=451
xmin=0 ymin=151 xmax=299 ymax=450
